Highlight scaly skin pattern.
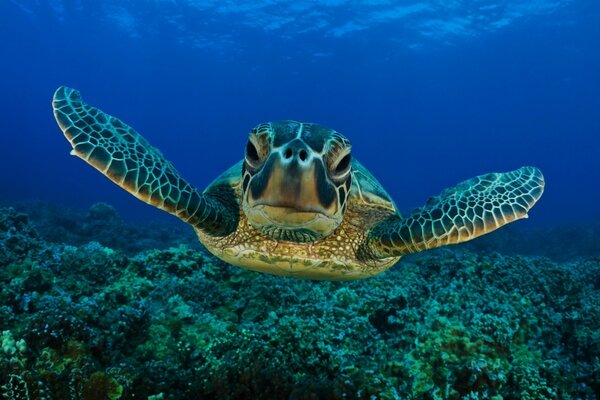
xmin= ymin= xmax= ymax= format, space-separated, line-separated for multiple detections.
xmin=52 ymin=86 xmax=238 ymax=236
xmin=361 ymin=166 xmax=545 ymax=260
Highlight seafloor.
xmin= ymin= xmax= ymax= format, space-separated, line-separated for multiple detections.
xmin=0 ymin=203 xmax=599 ymax=399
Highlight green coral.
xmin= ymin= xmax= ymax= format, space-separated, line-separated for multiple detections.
xmin=82 ymin=372 xmax=123 ymax=400
xmin=0 ymin=206 xmax=599 ymax=399
xmin=1 ymin=331 xmax=26 ymax=357
xmin=406 ymin=317 xmax=508 ymax=398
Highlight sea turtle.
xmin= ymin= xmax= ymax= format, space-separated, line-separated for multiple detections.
xmin=52 ymin=86 xmax=544 ymax=280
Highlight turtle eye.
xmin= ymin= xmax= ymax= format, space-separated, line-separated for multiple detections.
xmin=245 ymin=141 xmax=260 ymax=164
xmin=329 ymin=150 xmax=352 ymax=181
xmin=335 ymin=154 xmax=351 ymax=175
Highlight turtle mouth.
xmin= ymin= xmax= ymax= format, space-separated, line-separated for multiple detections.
xmin=252 ymin=202 xmax=329 ymax=218
xmin=249 ymin=204 xmax=328 ymax=228
xmin=243 ymin=203 xmax=340 ymax=243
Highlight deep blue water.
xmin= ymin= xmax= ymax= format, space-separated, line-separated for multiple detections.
xmin=1 ymin=0 xmax=599 ymax=228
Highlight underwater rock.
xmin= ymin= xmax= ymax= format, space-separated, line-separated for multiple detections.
xmin=0 ymin=206 xmax=599 ymax=399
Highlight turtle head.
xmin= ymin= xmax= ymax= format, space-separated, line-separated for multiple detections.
xmin=241 ymin=121 xmax=352 ymax=242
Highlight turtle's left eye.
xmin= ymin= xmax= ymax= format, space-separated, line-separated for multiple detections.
xmin=246 ymin=141 xmax=260 ymax=163
xmin=328 ymin=148 xmax=352 ymax=181
xmin=335 ymin=154 xmax=351 ymax=174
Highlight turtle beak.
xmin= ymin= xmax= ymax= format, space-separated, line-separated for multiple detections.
xmin=247 ymin=139 xmax=338 ymax=219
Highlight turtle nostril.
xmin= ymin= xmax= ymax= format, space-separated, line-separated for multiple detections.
xmin=299 ymin=149 xmax=307 ymax=161
xmin=284 ymin=148 xmax=293 ymax=159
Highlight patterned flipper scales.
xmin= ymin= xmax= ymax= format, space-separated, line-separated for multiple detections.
xmin=52 ymin=86 xmax=238 ymax=236
xmin=363 ymin=166 xmax=544 ymax=258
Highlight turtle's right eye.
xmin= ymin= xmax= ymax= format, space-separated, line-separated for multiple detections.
xmin=246 ymin=141 xmax=260 ymax=163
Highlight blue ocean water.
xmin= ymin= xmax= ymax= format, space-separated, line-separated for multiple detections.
xmin=0 ymin=1 xmax=599 ymax=225
xmin=2 ymin=3 xmax=600 ymax=398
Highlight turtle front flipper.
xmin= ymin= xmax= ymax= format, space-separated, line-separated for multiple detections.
xmin=52 ymin=86 xmax=238 ymax=236
xmin=361 ymin=166 xmax=544 ymax=258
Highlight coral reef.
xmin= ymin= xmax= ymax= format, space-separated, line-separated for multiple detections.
xmin=0 ymin=205 xmax=599 ymax=399
xmin=465 ymin=221 xmax=600 ymax=262
xmin=5 ymin=201 xmax=199 ymax=254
